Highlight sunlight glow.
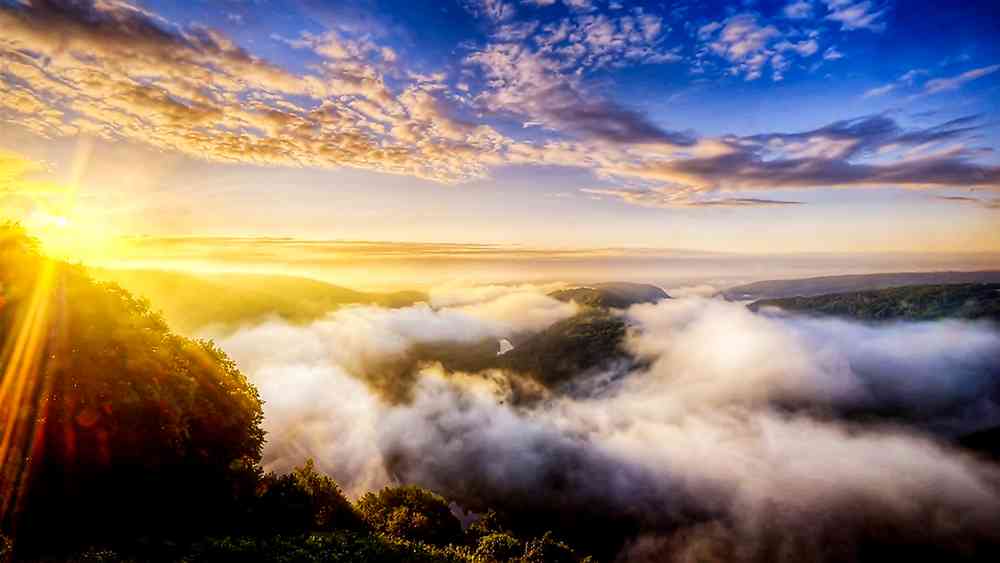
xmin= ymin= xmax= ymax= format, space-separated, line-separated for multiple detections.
xmin=23 ymin=209 xmax=118 ymax=263
xmin=13 ymin=138 xmax=120 ymax=263
xmin=0 ymin=259 xmax=56 ymax=527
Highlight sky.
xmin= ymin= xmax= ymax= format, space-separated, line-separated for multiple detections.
xmin=1 ymin=0 xmax=999 ymax=283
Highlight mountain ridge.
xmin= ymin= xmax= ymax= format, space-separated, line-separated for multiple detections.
xmin=725 ymin=270 xmax=1000 ymax=301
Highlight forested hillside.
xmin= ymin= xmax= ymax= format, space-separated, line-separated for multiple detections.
xmin=726 ymin=271 xmax=1000 ymax=300
xmin=749 ymin=284 xmax=1000 ymax=322
xmin=549 ymin=282 xmax=669 ymax=309
xmin=0 ymin=224 xmax=589 ymax=562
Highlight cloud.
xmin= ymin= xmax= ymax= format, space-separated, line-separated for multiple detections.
xmin=601 ymin=114 xmax=1000 ymax=196
xmin=863 ymin=83 xmax=896 ymax=98
xmin=777 ymin=39 xmax=819 ymax=57
xmin=934 ymin=195 xmax=1000 ymax=210
xmin=448 ymin=291 xmax=579 ymax=333
xmin=467 ymin=41 xmax=692 ymax=145
xmin=562 ymin=0 xmax=596 ymax=12
xmin=215 ymin=295 xmax=1000 ymax=560
xmin=861 ymin=68 xmax=937 ymax=99
xmin=697 ymin=13 xmax=822 ymax=81
xmin=783 ymin=0 xmax=814 ymax=19
xmin=925 ymin=64 xmax=1000 ymax=94
xmin=899 ymin=68 xmax=929 ymax=85
xmin=822 ymin=46 xmax=844 ymax=60
xmin=2 ymin=1 xmax=994 ymax=211
xmin=0 ymin=0 xmax=512 ymax=183
xmin=465 ymin=0 xmax=517 ymax=22
xmin=0 ymin=0 xmax=697 ymax=180
xmin=823 ymin=0 xmax=887 ymax=31
xmin=462 ymin=5 xmax=692 ymax=146
xmin=428 ymin=282 xmax=567 ymax=307
xmin=705 ymin=14 xmax=781 ymax=80
xmin=0 ymin=150 xmax=72 ymax=219
xmin=279 ymin=30 xmax=398 ymax=65
xmin=0 ymin=151 xmax=44 ymax=189
xmin=697 ymin=21 xmax=722 ymax=40
xmin=112 ymin=236 xmax=666 ymax=268
xmin=663 ymin=284 xmax=719 ymax=298
xmin=210 ymin=285 xmax=574 ymax=402
xmin=510 ymin=113 xmax=998 ymax=206
xmin=582 ymin=187 xmax=804 ymax=208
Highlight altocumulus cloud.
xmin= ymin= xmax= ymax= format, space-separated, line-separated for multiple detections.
xmin=0 ymin=0 xmax=510 ymax=182
xmin=2 ymin=1 xmax=998 ymax=208
xmin=592 ymin=114 xmax=1000 ymax=206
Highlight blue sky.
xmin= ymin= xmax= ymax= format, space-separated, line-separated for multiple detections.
xmin=148 ymin=0 xmax=999 ymax=137
xmin=0 ymin=0 xmax=998 ymax=258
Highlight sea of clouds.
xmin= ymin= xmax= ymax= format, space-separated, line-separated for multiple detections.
xmin=212 ymin=284 xmax=1000 ymax=561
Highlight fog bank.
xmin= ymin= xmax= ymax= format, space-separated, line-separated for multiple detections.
xmin=216 ymin=290 xmax=1000 ymax=560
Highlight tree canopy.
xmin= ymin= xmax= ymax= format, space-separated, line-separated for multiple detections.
xmin=1 ymin=223 xmax=264 ymax=551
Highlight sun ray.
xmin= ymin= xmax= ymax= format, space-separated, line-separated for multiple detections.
xmin=0 ymin=258 xmax=57 ymax=530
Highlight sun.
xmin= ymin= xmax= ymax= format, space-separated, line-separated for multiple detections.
xmin=23 ymin=209 xmax=117 ymax=263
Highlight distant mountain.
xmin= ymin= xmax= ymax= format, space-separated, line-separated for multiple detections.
xmin=724 ymin=271 xmax=1000 ymax=301
xmin=93 ymin=268 xmax=425 ymax=334
xmin=749 ymin=283 xmax=1000 ymax=323
xmin=550 ymin=282 xmax=669 ymax=309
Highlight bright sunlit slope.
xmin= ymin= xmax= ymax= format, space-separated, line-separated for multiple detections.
xmin=0 ymin=222 xmax=265 ymax=552
xmin=91 ymin=268 xmax=426 ymax=334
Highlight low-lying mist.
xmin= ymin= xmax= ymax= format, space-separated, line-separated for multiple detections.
xmin=212 ymin=285 xmax=1000 ymax=561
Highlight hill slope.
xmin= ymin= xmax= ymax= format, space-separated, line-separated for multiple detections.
xmin=0 ymin=226 xmax=266 ymax=552
xmin=550 ymin=282 xmax=669 ymax=309
xmin=749 ymin=283 xmax=1000 ymax=322
xmin=93 ymin=268 xmax=425 ymax=334
xmin=501 ymin=309 xmax=628 ymax=387
xmin=725 ymin=271 xmax=1000 ymax=301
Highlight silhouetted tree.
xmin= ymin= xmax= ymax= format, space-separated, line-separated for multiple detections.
xmin=0 ymin=224 xmax=264 ymax=556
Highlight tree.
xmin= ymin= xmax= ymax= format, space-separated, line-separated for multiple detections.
xmin=521 ymin=532 xmax=577 ymax=563
xmin=356 ymin=485 xmax=463 ymax=546
xmin=252 ymin=460 xmax=362 ymax=534
xmin=0 ymin=224 xmax=265 ymax=555
xmin=474 ymin=532 xmax=522 ymax=561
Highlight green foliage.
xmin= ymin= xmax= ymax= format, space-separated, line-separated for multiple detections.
xmin=520 ymin=532 xmax=577 ymax=563
xmin=474 ymin=533 xmax=522 ymax=561
xmin=356 ymin=486 xmax=463 ymax=546
xmin=726 ymin=271 xmax=1000 ymax=301
xmin=502 ymin=309 xmax=628 ymax=386
xmin=549 ymin=283 xmax=668 ymax=310
xmin=0 ymin=224 xmax=265 ymax=553
xmin=393 ymin=309 xmax=630 ymax=398
xmin=293 ymin=460 xmax=361 ymax=530
xmin=465 ymin=510 xmax=511 ymax=542
xmin=252 ymin=461 xmax=362 ymax=534
xmin=181 ymin=531 xmax=472 ymax=563
xmin=749 ymin=283 xmax=1000 ymax=323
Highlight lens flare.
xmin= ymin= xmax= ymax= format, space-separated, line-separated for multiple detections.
xmin=0 ymin=258 xmax=57 ymax=531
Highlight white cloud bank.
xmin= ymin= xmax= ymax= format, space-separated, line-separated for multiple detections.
xmin=215 ymin=292 xmax=1000 ymax=560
